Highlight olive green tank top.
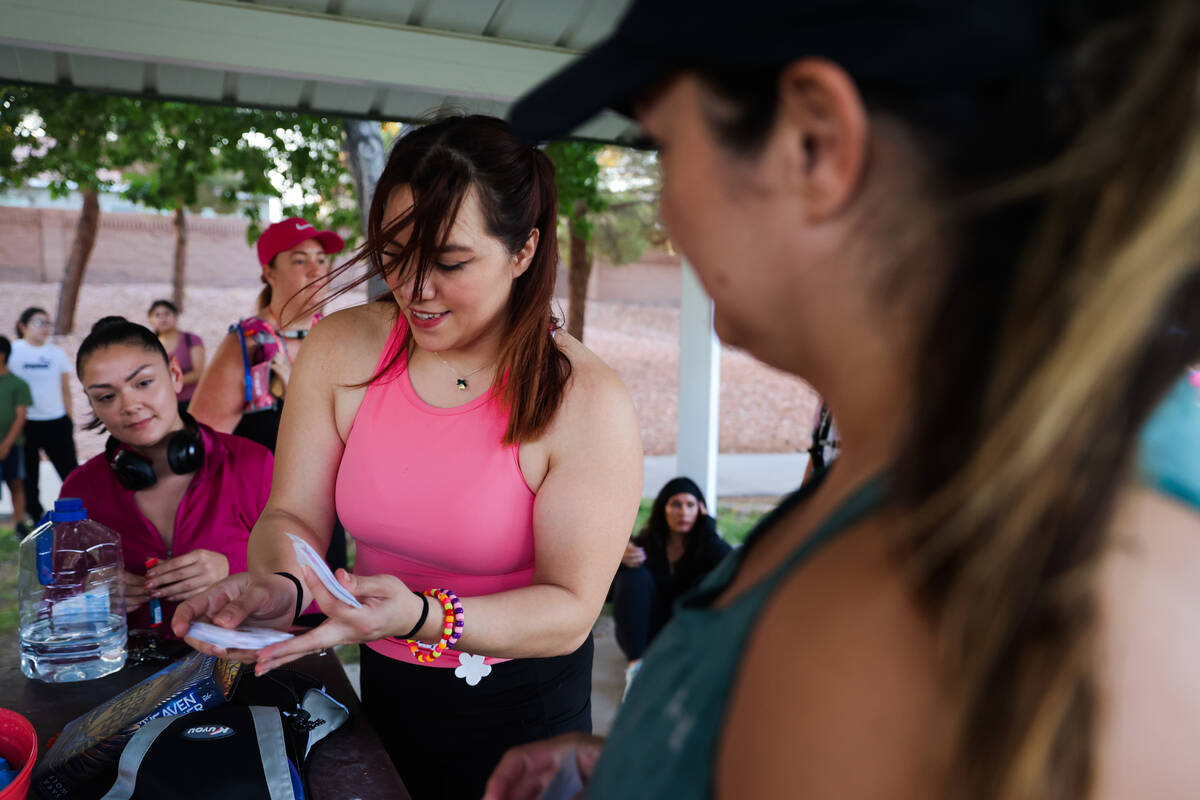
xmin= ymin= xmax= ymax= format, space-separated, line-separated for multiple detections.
xmin=588 ymin=475 xmax=885 ymax=799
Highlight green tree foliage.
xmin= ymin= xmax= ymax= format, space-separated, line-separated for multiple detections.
xmin=592 ymin=146 xmax=665 ymax=266
xmin=0 ymin=85 xmax=149 ymax=197
xmin=0 ymin=85 xmax=155 ymax=333
xmin=546 ymin=140 xmax=608 ymax=237
xmin=236 ymin=111 xmax=360 ymax=248
xmin=124 ymin=104 xmax=361 ymax=308
xmin=123 ymin=103 xmax=359 ymax=247
xmin=545 ymin=141 xmax=607 ymax=341
xmin=120 ymin=103 xmax=254 ymax=309
xmin=0 ymin=86 xmax=360 ymax=329
xmin=545 ymin=141 xmax=665 ymax=340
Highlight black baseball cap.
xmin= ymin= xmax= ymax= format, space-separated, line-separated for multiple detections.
xmin=509 ymin=0 xmax=1050 ymax=143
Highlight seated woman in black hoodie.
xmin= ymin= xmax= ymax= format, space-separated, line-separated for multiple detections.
xmin=612 ymin=477 xmax=732 ymax=690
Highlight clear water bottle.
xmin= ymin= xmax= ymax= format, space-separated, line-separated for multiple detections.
xmin=17 ymin=498 xmax=127 ymax=682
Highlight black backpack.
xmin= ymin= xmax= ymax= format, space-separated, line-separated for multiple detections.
xmin=99 ymin=670 xmax=348 ymax=800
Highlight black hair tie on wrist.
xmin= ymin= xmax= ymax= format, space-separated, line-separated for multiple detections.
xmin=395 ymin=591 xmax=429 ymax=641
xmin=274 ymin=571 xmax=304 ymax=624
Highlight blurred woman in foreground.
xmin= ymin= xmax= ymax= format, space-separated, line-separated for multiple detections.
xmin=488 ymin=0 xmax=1200 ymax=798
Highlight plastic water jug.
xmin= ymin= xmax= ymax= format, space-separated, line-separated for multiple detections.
xmin=17 ymin=499 xmax=127 ymax=682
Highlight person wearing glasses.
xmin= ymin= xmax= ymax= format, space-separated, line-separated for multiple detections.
xmin=11 ymin=306 xmax=77 ymax=521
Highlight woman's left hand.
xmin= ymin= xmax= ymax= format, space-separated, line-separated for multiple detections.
xmin=146 ymin=549 xmax=230 ymax=602
xmin=621 ymin=541 xmax=647 ymax=568
xmin=252 ymin=568 xmax=425 ymax=676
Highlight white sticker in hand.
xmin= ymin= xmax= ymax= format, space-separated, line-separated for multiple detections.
xmin=187 ymin=621 xmax=293 ymax=650
xmin=536 ymin=745 xmax=584 ymax=800
xmin=286 ymin=533 xmax=363 ymax=608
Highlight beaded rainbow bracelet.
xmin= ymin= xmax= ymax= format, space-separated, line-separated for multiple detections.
xmin=405 ymin=588 xmax=464 ymax=663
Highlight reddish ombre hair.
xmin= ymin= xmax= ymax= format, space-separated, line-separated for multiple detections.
xmin=335 ymin=114 xmax=569 ymax=444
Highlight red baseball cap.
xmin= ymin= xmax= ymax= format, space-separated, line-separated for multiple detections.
xmin=256 ymin=217 xmax=345 ymax=266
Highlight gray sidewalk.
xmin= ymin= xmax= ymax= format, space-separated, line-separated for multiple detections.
xmin=643 ymin=452 xmax=809 ymax=498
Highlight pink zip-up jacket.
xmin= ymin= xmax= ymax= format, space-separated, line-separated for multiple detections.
xmin=60 ymin=423 xmax=273 ymax=631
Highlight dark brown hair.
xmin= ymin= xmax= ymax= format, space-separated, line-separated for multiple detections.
xmin=148 ymin=299 xmax=178 ymax=316
xmin=256 ymin=258 xmax=276 ymax=313
xmin=697 ymin=1 xmax=1200 ymax=798
xmin=334 ymin=114 xmax=569 ymax=444
xmin=16 ymin=306 xmax=46 ymax=338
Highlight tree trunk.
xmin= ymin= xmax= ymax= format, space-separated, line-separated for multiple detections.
xmin=172 ymin=205 xmax=187 ymax=311
xmin=566 ymin=200 xmax=592 ymax=342
xmin=55 ymin=189 xmax=100 ymax=335
xmin=342 ymin=118 xmax=388 ymax=298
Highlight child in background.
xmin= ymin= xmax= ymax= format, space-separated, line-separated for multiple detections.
xmin=0 ymin=335 xmax=33 ymax=539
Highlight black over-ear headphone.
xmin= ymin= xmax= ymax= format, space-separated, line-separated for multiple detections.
xmin=105 ymin=411 xmax=205 ymax=491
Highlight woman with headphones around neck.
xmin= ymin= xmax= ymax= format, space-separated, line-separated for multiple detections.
xmin=60 ymin=317 xmax=274 ymax=632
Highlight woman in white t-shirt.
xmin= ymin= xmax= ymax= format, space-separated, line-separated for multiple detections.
xmin=11 ymin=306 xmax=77 ymax=521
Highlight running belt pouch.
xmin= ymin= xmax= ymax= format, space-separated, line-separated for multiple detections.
xmin=33 ymin=652 xmax=243 ymax=800
xmin=98 ymin=705 xmax=304 ymax=800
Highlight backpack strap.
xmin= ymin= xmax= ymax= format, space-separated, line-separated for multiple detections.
xmin=230 ymin=320 xmax=254 ymax=407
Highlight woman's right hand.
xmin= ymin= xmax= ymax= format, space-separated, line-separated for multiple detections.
xmin=123 ymin=570 xmax=150 ymax=612
xmin=170 ymin=572 xmax=297 ymax=661
xmin=482 ymin=732 xmax=605 ymax=800
xmin=621 ymin=541 xmax=646 ymax=568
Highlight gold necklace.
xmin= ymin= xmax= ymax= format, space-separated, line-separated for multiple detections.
xmin=432 ymin=351 xmax=492 ymax=391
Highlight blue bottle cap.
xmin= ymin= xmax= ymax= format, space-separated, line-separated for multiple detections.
xmin=51 ymin=498 xmax=87 ymax=523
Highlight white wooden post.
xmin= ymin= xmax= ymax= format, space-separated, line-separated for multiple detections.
xmin=677 ymin=257 xmax=720 ymax=506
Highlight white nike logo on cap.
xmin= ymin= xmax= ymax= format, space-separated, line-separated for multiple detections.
xmin=295 ymin=222 xmax=314 ymax=231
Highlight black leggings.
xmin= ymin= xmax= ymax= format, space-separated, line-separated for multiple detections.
xmin=612 ymin=565 xmax=670 ymax=661
xmin=22 ymin=415 xmax=77 ymax=520
xmin=360 ymin=637 xmax=593 ymax=800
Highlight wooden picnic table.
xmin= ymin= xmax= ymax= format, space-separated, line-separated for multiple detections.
xmin=0 ymin=630 xmax=409 ymax=799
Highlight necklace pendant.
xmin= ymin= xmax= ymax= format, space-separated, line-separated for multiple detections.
xmin=456 ymin=378 xmax=469 ymax=391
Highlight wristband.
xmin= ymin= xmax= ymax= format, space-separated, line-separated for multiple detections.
xmin=405 ymin=588 xmax=464 ymax=663
xmin=274 ymin=571 xmax=304 ymax=624
xmin=394 ymin=591 xmax=430 ymax=641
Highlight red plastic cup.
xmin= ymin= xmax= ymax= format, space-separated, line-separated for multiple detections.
xmin=0 ymin=708 xmax=36 ymax=800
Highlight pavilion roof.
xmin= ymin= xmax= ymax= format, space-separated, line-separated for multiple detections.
xmin=0 ymin=0 xmax=639 ymax=143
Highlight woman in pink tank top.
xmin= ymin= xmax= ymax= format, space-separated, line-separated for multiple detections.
xmin=175 ymin=115 xmax=644 ymax=799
